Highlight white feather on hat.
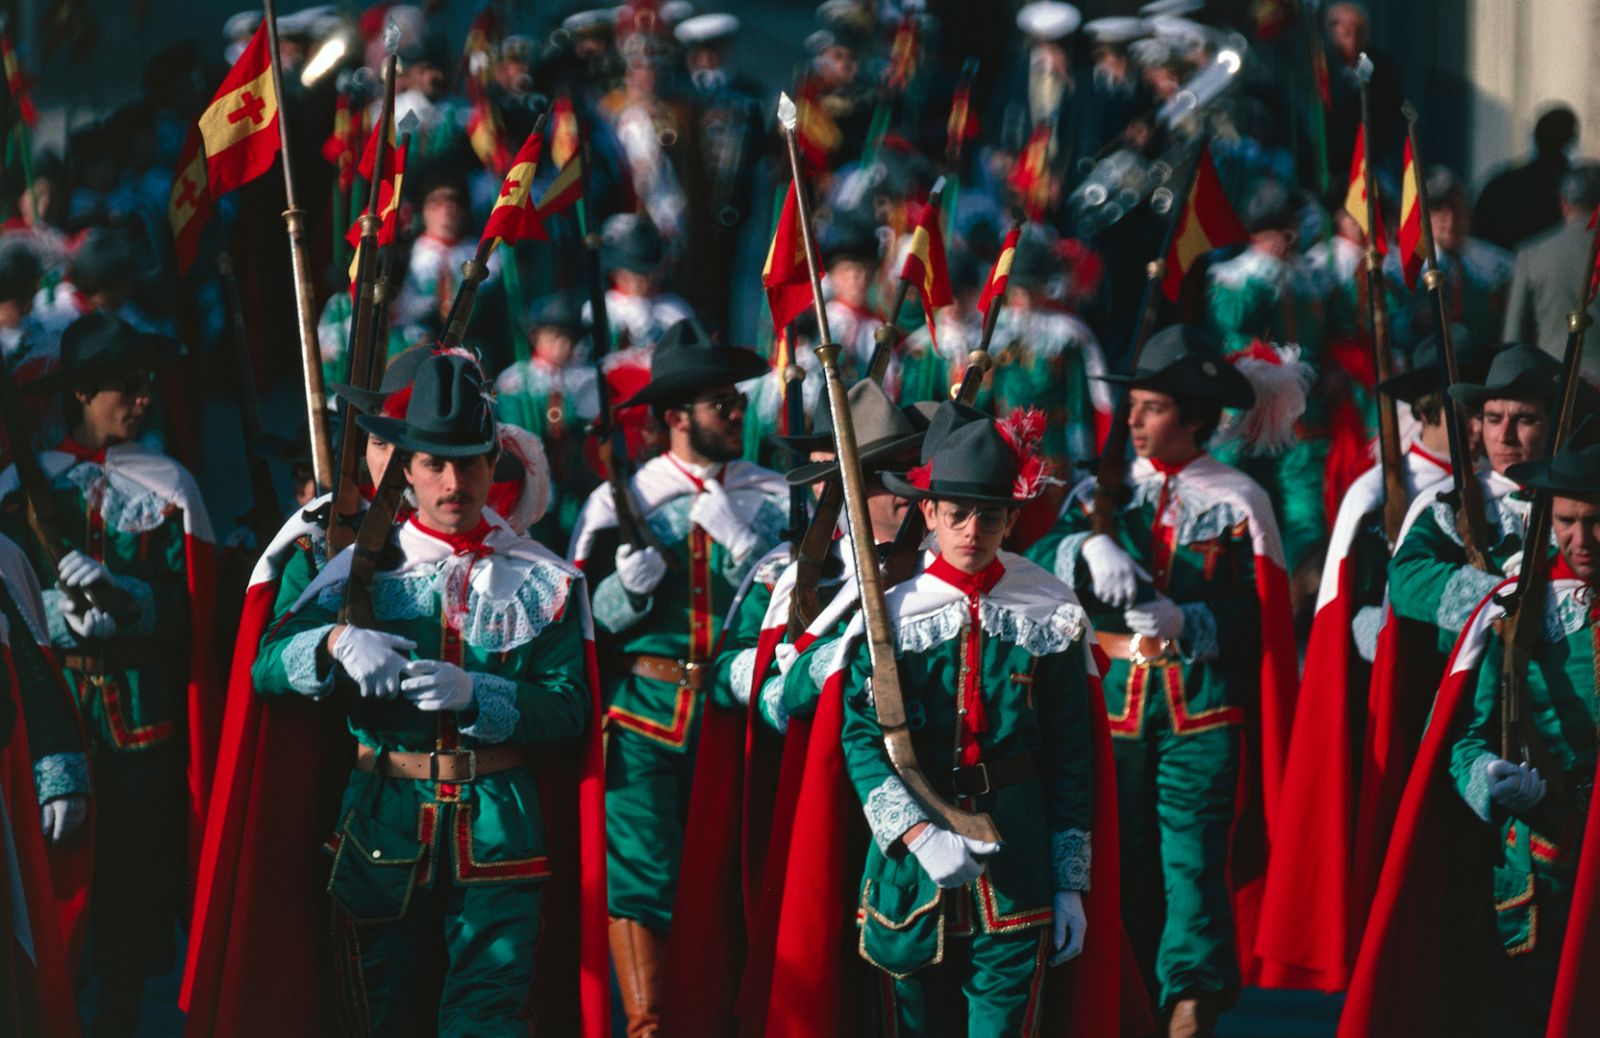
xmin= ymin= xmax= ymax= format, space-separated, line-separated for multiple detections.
xmin=1214 ymin=341 xmax=1312 ymax=456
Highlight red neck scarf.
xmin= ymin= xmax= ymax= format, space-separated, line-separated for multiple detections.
xmin=927 ymin=554 xmax=1006 ymax=766
xmin=57 ymin=436 xmax=110 ymax=463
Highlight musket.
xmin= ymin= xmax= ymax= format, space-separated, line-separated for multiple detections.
xmin=1354 ymin=53 xmax=1408 ymax=546
xmin=263 ymin=0 xmax=335 ymax=493
xmin=0 ymin=357 xmax=138 ymax=624
xmin=326 ymin=32 xmax=399 ymax=556
xmin=1403 ymin=101 xmax=1489 ymax=571
xmin=1090 ymin=141 xmax=1205 ymax=536
xmin=216 ymin=248 xmax=283 ymax=544
xmin=575 ymin=134 xmax=677 ymax=567
xmin=782 ymin=362 xmax=808 ymax=543
xmin=779 ymin=92 xmax=1001 ymax=845
xmin=1494 ymin=196 xmax=1600 ymax=789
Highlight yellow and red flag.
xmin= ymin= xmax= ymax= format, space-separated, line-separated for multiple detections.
xmin=1162 ymin=145 xmax=1247 ymax=301
xmin=466 ymin=77 xmax=511 ymax=175
xmin=550 ymin=95 xmax=580 ymax=169
xmin=1343 ymin=126 xmax=1387 ymax=255
xmin=169 ymin=127 xmax=212 ymax=275
xmin=1 ymin=33 xmax=36 ymax=128
xmin=885 ymin=16 xmax=918 ymax=92
xmin=977 ymin=224 xmax=1021 ymax=320
xmin=1397 ymin=136 xmax=1426 ymax=289
xmin=762 ymin=183 xmax=815 ymax=337
xmin=197 ymin=21 xmax=280 ymax=198
xmin=482 ymin=130 xmax=550 ymax=246
xmin=795 ymin=85 xmax=841 ymax=173
xmin=346 ymin=138 xmax=407 ymax=254
xmin=320 ymin=92 xmax=362 ymax=194
xmin=535 ymin=150 xmax=585 ymax=223
xmin=1008 ymin=124 xmax=1052 ymax=220
xmin=946 ymin=75 xmax=979 ymax=160
xmin=899 ymin=196 xmax=952 ymax=343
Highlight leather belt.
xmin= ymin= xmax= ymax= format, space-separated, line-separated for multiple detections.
xmin=936 ymin=753 xmax=1040 ymax=799
xmin=61 ymin=646 xmax=160 ymax=676
xmin=1095 ymin=631 xmax=1176 ymax=666
xmin=354 ymin=744 xmax=525 ymax=782
xmin=625 ymin=654 xmax=709 ymax=692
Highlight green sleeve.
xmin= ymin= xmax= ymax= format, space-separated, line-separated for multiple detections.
xmin=1 ymin=584 xmax=87 ymax=802
xmin=709 ymin=578 xmax=774 ymax=713
xmin=252 ymin=578 xmax=341 ymax=702
xmin=1035 ymin=644 xmax=1094 ymax=891
xmin=1389 ymin=507 xmax=1502 ymax=636
xmin=839 ymin=637 xmax=928 ymax=852
xmin=1207 ymin=278 xmax=1273 ymax=355
xmin=1447 ymin=638 xmax=1503 ymax=823
xmin=1177 ymin=523 xmax=1261 ymax=663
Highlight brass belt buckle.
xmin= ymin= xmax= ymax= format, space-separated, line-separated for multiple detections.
xmin=1129 ymin=637 xmax=1176 ymax=669
xmin=678 ymin=659 xmax=702 ymax=690
xmin=430 ymin=749 xmax=477 ymax=782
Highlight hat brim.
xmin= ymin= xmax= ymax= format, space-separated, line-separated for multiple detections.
xmin=768 ymin=430 xmax=834 ymax=455
xmin=355 ymin=414 xmax=498 ymax=457
xmin=1098 ymin=356 xmax=1255 ymax=410
xmin=330 ymin=381 xmax=387 ymax=413
xmin=25 ymin=333 xmax=182 ymax=393
xmin=1447 ymin=372 xmax=1556 ymax=408
xmin=784 ymin=431 xmax=924 ymax=485
xmin=1503 ymin=458 xmax=1600 ymax=497
xmin=615 ymin=347 xmax=771 ymax=409
xmin=1375 ymin=365 xmax=1444 ymax=403
xmin=880 ymin=471 xmax=1036 ymax=507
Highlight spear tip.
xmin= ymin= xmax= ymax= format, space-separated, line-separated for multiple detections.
xmin=383 ymin=17 xmax=402 ymax=57
xmin=397 ymin=110 xmax=420 ymax=135
xmin=1355 ymin=51 xmax=1374 ymax=84
xmin=778 ymin=92 xmax=797 ymax=132
xmin=1401 ymin=99 xmax=1418 ymax=124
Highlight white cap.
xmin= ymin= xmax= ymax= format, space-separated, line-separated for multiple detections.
xmin=1084 ymin=16 xmax=1148 ymax=44
xmin=1149 ymin=15 xmax=1211 ymax=52
xmin=1016 ymin=2 xmax=1082 ymax=42
xmin=661 ymin=1 xmax=696 ymax=26
xmin=562 ymin=8 xmax=616 ymax=34
xmin=224 ymin=11 xmax=262 ymax=40
xmin=1139 ymin=0 xmax=1205 ymax=15
xmin=278 ymin=4 xmax=336 ymax=36
xmin=674 ymin=13 xmax=739 ymax=46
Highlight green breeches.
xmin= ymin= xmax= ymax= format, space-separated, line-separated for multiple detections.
xmin=604 ymin=724 xmax=697 ymax=933
xmin=871 ymin=927 xmax=1051 ymax=1038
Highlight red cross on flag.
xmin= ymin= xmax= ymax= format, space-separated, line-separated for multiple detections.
xmin=197 ymin=20 xmax=280 ymax=198
xmin=480 ymin=128 xmax=549 ymax=247
xmin=169 ymin=126 xmax=213 ymax=275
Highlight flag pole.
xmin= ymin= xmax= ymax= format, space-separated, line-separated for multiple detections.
xmin=262 ymin=0 xmax=334 ymax=493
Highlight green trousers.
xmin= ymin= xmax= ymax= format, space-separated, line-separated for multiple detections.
xmin=872 ymin=926 xmax=1050 ymax=1038
xmin=605 ymin=725 xmax=697 ymax=932
xmin=331 ymin=868 xmax=542 ymax=1037
xmin=1113 ymin=694 xmax=1240 ymax=1010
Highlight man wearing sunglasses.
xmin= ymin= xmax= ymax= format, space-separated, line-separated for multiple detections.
xmin=1028 ymin=324 xmax=1297 ymax=1037
xmin=0 ymin=312 xmax=216 ymax=1032
xmin=568 ymin=316 xmax=786 ymax=1037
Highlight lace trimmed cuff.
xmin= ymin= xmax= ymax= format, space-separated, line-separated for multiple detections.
xmin=727 ymin=647 xmax=757 ymax=707
xmin=461 ymin=672 xmax=521 ymax=744
xmin=1179 ymin=603 xmax=1219 ymax=662
xmin=282 ymin=624 xmax=336 ymax=699
xmin=1054 ymin=532 xmax=1092 ymax=585
xmin=758 ymin=675 xmax=788 ymax=734
xmin=1463 ymin=751 xmax=1498 ymax=823
xmin=1352 ymin=605 xmax=1386 ymax=663
xmin=34 ymin=752 xmax=89 ymax=803
xmin=863 ymin=776 xmax=930 ymax=853
xmin=111 ymin=573 xmax=158 ymax=638
xmin=1052 ymin=828 xmax=1092 ymax=892
xmin=592 ymin=574 xmax=651 ymax=633
xmin=1438 ymin=566 xmax=1502 ymax=635
xmin=41 ymin=588 xmax=72 ymax=648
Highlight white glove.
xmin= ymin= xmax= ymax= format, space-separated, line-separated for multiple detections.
xmin=689 ymin=478 xmax=760 ymax=559
xmin=399 ymin=659 xmax=475 ymax=712
xmin=906 ymin=825 xmax=1000 ymax=888
xmin=1486 ymin=758 xmax=1547 ymax=814
xmin=57 ymin=550 xmax=112 ymax=589
xmin=62 ymin=602 xmax=115 ymax=641
xmin=1050 ymin=890 xmax=1087 ymax=965
xmin=40 ymin=795 xmax=88 ymax=844
xmin=1082 ymin=534 xmax=1149 ymax=608
xmin=1125 ymin=596 xmax=1186 ymax=640
xmin=615 ymin=544 xmax=667 ymax=595
xmin=774 ymin=642 xmax=799 ymax=676
xmin=330 ymin=627 xmax=417 ymax=699
xmin=1501 ymin=551 xmax=1524 ymax=579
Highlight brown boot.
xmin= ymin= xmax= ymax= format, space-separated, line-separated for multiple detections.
xmin=1167 ymin=995 xmax=1220 ymax=1038
xmin=609 ymin=916 xmax=667 ymax=1038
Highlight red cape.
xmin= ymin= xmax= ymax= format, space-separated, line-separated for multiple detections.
xmin=1338 ymin=576 xmax=1592 ymax=1036
xmin=1320 ymin=334 xmax=1376 ymax=527
xmin=183 ymin=531 xmax=609 ymax=1037
xmin=760 ymin=630 xmax=1153 ymax=1036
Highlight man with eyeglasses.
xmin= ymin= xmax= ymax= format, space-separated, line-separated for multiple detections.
xmin=1028 ymin=324 xmax=1297 ymax=1037
xmin=568 ymin=316 xmax=786 ymax=1037
xmin=0 ymin=312 xmax=217 ymax=1033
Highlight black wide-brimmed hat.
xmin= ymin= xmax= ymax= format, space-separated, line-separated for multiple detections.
xmin=914 ymin=399 xmax=990 ymax=463
xmin=528 ymin=292 xmax=587 ymax=336
xmin=883 ymin=418 xmax=1042 ymax=507
xmin=820 ymin=214 xmax=880 ymax=267
xmin=1506 ymin=416 xmax=1600 ymax=496
xmin=781 ymin=380 xmax=924 ymax=485
xmin=601 ymin=213 xmax=666 ymax=274
xmin=1446 ymin=342 xmax=1559 ymax=409
xmin=357 ymin=354 xmax=497 ymax=458
xmin=614 ymin=318 xmax=769 ymax=409
xmin=1007 ymin=224 xmax=1061 ymax=291
xmin=331 ymin=343 xmax=436 ymax=415
xmin=1097 ymin=323 xmax=1256 ymax=409
xmin=1376 ymin=324 xmax=1490 ymax=403
xmin=28 ymin=312 xmax=181 ymax=392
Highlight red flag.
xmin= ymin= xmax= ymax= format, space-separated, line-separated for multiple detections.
xmin=482 ymin=130 xmax=550 ymax=246
xmin=1 ymin=33 xmax=36 ymax=128
xmin=535 ymin=151 xmax=585 ymax=223
xmin=170 ymin=127 xmax=213 ymax=275
xmin=1343 ymin=126 xmax=1387 ymax=256
xmin=466 ymin=78 xmax=512 ymax=175
xmin=1397 ymin=137 xmax=1425 ymax=289
xmin=794 ymin=84 xmax=841 ymax=173
xmin=899 ymin=196 xmax=952 ymax=343
xmin=884 ymin=15 xmax=918 ymax=92
xmin=1008 ymin=124 xmax=1052 ymax=220
xmin=346 ymin=137 xmax=407 ymax=253
xmin=762 ymin=183 xmax=815 ymax=338
xmin=320 ymin=92 xmax=361 ymax=194
xmin=977 ymin=225 xmax=1020 ymax=320
xmin=197 ymin=21 xmax=280 ymax=198
xmin=945 ymin=76 xmax=980 ymax=160
xmin=1163 ymin=145 xmax=1247 ymax=301
xmin=550 ymin=96 xmax=580 ymax=170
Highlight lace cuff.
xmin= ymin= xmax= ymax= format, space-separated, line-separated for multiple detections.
xmin=282 ymin=625 xmax=336 ymax=699
xmin=111 ymin=574 xmax=158 ymax=638
xmin=758 ymin=675 xmax=788 ymax=734
xmin=1052 ymin=828 xmax=1092 ymax=892
xmin=1352 ymin=605 xmax=1386 ymax=663
xmin=461 ymin=672 xmax=521 ymax=744
xmin=1438 ymin=566 xmax=1502 ymax=635
xmin=1463 ymin=751 xmax=1498 ymax=823
xmin=1054 ymin=532 xmax=1092 ymax=586
xmin=34 ymin=752 xmax=89 ymax=803
xmin=41 ymin=588 xmax=72 ymax=648
xmin=1179 ymin=603 xmax=1219 ymax=662
xmin=592 ymin=574 xmax=651 ymax=633
xmin=863 ymin=776 xmax=930 ymax=852
xmin=727 ymin=647 xmax=757 ymax=706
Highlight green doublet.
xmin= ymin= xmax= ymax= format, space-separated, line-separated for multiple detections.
xmin=493 ymin=360 xmax=601 ymax=550
xmin=838 ymin=553 xmax=1094 ymax=980
xmin=1389 ymin=469 xmax=1529 ymax=654
xmin=986 ymin=306 xmax=1110 ymax=467
xmin=1385 ymin=238 xmax=1513 ymax=352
